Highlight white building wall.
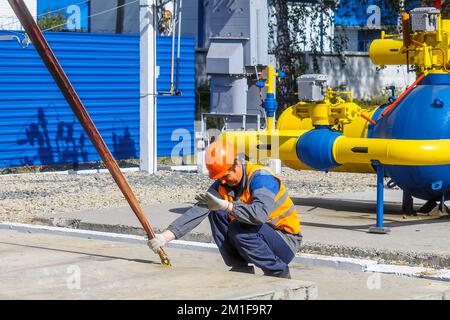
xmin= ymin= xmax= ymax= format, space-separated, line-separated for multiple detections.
xmin=299 ymin=6 xmax=334 ymax=53
xmin=0 ymin=0 xmax=37 ymax=30
xmin=305 ymin=52 xmax=415 ymax=100
xmin=269 ymin=4 xmax=334 ymax=53
xmin=334 ymin=28 xmax=359 ymax=52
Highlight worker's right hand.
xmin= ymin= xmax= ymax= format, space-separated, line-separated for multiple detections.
xmin=195 ymin=192 xmax=231 ymax=211
xmin=147 ymin=233 xmax=167 ymax=254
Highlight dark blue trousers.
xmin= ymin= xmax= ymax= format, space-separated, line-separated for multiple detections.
xmin=208 ymin=210 xmax=294 ymax=276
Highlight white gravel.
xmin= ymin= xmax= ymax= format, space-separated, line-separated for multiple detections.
xmin=0 ymin=167 xmax=378 ymax=223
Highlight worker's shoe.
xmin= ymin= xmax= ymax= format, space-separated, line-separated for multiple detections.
xmin=229 ymin=265 xmax=255 ymax=274
xmin=277 ymin=268 xmax=291 ymax=279
xmin=264 ymin=267 xmax=291 ymax=279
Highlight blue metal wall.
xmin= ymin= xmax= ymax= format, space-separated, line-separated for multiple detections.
xmin=156 ymin=36 xmax=195 ymax=158
xmin=37 ymin=0 xmax=90 ymax=32
xmin=0 ymin=31 xmax=195 ymax=168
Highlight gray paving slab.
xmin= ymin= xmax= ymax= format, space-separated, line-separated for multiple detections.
xmin=294 ymin=190 xmax=450 ymax=266
xmin=0 ymin=229 xmax=316 ymax=300
xmin=289 ymin=264 xmax=450 ymax=300
xmin=1 ymin=228 xmax=450 ymax=300
xmin=32 ymin=190 xmax=450 ymax=268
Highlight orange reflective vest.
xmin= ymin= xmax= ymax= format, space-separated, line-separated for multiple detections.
xmin=217 ymin=161 xmax=301 ymax=234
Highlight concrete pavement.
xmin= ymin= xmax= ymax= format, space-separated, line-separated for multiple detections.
xmin=33 ymin=190 xmax=450 ymax=268
xmin=0 ymin=229 xmax=316 ymax=300
xmin=1 ymin=227 xmax=450 ymax=300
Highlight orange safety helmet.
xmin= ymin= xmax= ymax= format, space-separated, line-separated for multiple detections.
xmin=205 ymin=140 xmax=237 ymax=179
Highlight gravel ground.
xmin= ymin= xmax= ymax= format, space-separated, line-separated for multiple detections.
xmin=0 ymin=167 xmax=377 ymax=223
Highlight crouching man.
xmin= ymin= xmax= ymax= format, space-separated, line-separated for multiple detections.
xmin=148 ymin=141 xmax=302 ymax=278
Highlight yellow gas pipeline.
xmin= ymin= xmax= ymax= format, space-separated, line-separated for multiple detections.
xmin=265 ymin=65 xmax=278 ymax=131
xmin=220 ymin=128 xmax=450 ymax=169
xmin=333 ymin=137 xmax=450 ymax=166
xmin=369 ymin=39 xmax=407 ymax=66
xmin=220 ymin=130 xmax=308 ymax=162
xmin=219 ymin=78 xmax=450 ymax=172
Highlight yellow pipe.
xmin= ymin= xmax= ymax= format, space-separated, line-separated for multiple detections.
xmin=274 ymin=105 xmax=378 ymax=173
xmin=220 ymin=129 xmax=450 ymax=174
xmin=266 ymin=65 xmax=277 ymax=95
xmin=334 ymin=137 xmax=450 ymax=166
xmin=265 ymin=65 xmax=279 ymax=131
xmin=219 ymin=130 xmax=308 ymax=162
xmin=438 ymin=13 xmax=442 ymax=43
xmin=267 ymin=117 xmax=275 ymax=131
xmin=276 ymin=105 xmax=314 ymax=131
xmin=370 ymin=39 xmax=407 ymax=65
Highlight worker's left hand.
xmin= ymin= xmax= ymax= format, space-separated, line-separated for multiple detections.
xmin=195 ymin=192 xmax=231 ymax=212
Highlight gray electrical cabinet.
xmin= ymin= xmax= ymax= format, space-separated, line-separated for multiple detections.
xmin=207 ymin=0 xmax=268 ymax=66
xmin=206 ymin=42 xmax=244 ymax=74
xmin=297 ymin=74 xmax=329 ymax=102
xmin=210 ymin=76 xmax=248 ymax=114
xmin=205 ymin=0 xmax=269 ymax=129
xmin=410 ymin=7 xmax=440 ymax=32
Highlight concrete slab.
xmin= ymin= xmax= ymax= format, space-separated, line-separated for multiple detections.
xmin=0 ymin=229 xmax=316 ymax=300
xmin=294 ymin=190 xmax=450 ymax=267
xmin=3 ymin=222 xmax=450 ymax=282
xmin=1 ymin=227 xmax=450 ymax=300
xmin=289 ymin=264 xmax=450 ymax=300
xmin=320 ymin=189 xmax=426 ymax=204
xmin=32 ymin=190 xmax=450 ymax=268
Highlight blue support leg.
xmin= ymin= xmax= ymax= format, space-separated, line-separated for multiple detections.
xmin=439 ymin=192 xmax=445 ymax=213
xmin=376 ymin=164 xmax=384 ymax=228
xmin=439 ymin=191 xmax=450 ymax=215
xmin=369 ymin=163 xmax=391 ymax=234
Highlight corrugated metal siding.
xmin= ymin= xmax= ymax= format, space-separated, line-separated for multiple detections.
xmin=0 ymin=31 xmax=140 ymax=168
xmin=156 ymin=36 xmax=196 ymax=157
xmin=0 ymin=32 xmax=195 ymax=168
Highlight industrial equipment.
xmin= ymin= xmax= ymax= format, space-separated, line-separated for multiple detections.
xmin=198 ymin=0 xmax=283 ymax=173
xmin=220 ymin=6 xmax=450 ymax=233
xmin=202 ymin=0 xmax=270 ymax=134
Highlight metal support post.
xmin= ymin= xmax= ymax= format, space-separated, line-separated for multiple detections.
xmin=140 ymin=0 xmax=158 ymax=174
xmin=369 ymin=162 xmax=391 ymax=234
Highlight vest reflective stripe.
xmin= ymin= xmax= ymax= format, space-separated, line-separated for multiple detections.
xmin=217 ymin=161 xmax=301 ymax=234
xmin=274 ymin=189 xmax=288 ymax=208
xmin=268 ymin=204 xmax=295 ymax=227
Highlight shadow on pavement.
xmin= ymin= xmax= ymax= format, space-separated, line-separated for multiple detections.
xmin=0 ymin=241 xmax=160 ymax=266
xmin=292 ymin=197 xmax=450 ymax=232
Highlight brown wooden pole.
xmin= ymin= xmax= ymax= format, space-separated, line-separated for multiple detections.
xmin=8 ymin=0 xmax=171 ymax=266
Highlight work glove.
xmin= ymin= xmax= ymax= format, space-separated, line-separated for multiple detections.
xmin=147 ymin=233 xmax=167 ymax=254
xmin=195 ymin=192 xmax=231 ymax=211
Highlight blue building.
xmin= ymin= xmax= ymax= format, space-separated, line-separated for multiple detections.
xmin=333 ymin=0 xmax=420 ymax=52
xmin=0 ymin=1 xmax=196 ymax=169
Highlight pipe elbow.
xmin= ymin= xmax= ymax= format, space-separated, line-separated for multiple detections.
xmin=296 ymin=127 xmax=342 ymax=171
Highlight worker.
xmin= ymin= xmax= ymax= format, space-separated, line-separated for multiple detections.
xmin=147 ymin=141 xmax=302 ymax=278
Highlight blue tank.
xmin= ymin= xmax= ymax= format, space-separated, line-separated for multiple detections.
xmin=370 ymin=74 xmax=450 ymax=201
